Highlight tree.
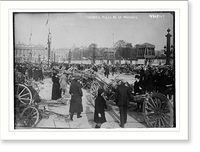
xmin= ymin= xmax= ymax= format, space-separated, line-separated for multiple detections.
xmin=114 ymin=40 xmax=134 ymax=61
xmin=124 ymin=43 xmax=132 ymax=59
xmin=114 ymin=40 xmax=126 ymax=60
xmin=71 ymin=47 xmax=81 ymax=60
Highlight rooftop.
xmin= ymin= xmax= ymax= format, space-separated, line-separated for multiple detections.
xmin=135 ymin=42 xmax=155 ymax=48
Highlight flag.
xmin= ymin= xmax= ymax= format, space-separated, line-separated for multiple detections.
xmin=45 ymin=18 xmax=49 ymax=26
xmin=45 ymin=14 xmax=49 ymax=26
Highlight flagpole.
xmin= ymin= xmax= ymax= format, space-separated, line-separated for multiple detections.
xmin=46 ymin=13 xmax=51 ymax=67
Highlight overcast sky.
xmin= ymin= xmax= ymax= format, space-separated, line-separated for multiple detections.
xmin=14 ymin=12 xmax=174 ymax=50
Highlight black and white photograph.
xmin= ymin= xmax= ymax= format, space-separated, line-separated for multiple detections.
xmin=0 ymin=0 xmax=191 ymax=144
xmin=13 ymin=11 xmax=176 ymax=130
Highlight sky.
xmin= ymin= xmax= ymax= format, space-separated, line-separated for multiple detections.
xmin=14 ymin=12 xmax=174 ymax=50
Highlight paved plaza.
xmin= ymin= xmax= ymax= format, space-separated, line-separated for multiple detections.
xmin=34 ymin=74 xmax=147 ymax=129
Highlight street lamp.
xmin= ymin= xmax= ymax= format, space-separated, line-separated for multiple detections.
xmin=164 ymin=28 xmax=172 ymax=65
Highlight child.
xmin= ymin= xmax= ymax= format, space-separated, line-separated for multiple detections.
xmin=94 ymin=89 xmax=107 ymax=128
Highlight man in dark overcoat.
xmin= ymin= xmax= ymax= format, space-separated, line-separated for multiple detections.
xmin=33 ymin=66 xmax=39 ymax=81
xmin=133 ymin=75 xmax=143 ymax=95
xmin=134 ymin=75 xmax=144 ymax=111
xmin=69 ymin=77 xmax=83 ymax=120
xmin=27 ymin=65 xmax=33 ymax=80
xmin=115 ymin=80 xmax=131 ymax=128
xmin=111 ymin=65 xmax=115 ymax=76
xmin=104 ymin=65 xmax=110 ymax=78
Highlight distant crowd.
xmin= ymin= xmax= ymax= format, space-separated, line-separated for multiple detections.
xmin=14 ymin=62 xmax=175 ymax=97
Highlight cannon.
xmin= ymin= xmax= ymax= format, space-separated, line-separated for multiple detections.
xmin=89 ymin=73 xmax=174 ymax=128
xmin=14 ymin=72 xmax=41 ymax=128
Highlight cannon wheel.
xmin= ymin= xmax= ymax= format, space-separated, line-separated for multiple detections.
xmin=143 ymin=93 xmax=173 ymax=128
xmin=90 ymin=80 xmax=102 ymax=100
xmin=20 ymin=106 xmax=39 ymax=127
xmin=15 ymin=84 xmax=33 ymax=105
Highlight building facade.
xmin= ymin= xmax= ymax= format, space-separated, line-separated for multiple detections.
xmin=53 ymin=48 xmax=69 ymax=63
xmin=103 ymin=48 xmax=116 ymax=64
xmin=133 ymin=43 xmax=155 ymax=65
xmin=15 ymin=43 xmax=47 ymax=64
xmin=134 ymin=43 xmax=155 ymax=59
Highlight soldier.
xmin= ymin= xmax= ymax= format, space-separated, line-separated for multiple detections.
xmin=115 ymin=80 xmax=131 ymax=128
xmin=69 ymin=77 xmax=83 ymax=121
xmin=134 ymin=75 xmax=144 ymax=111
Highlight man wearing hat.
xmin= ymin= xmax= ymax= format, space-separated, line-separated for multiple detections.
xmin=134 ymin=75 xmax=143 ymax=94
xmin=115 ymin=80 xmax=131 ymax=128
xmin=69 ymin=76 xmax=83 ymax=120
xmin=134 ymin=74 xmax=144 ymax=111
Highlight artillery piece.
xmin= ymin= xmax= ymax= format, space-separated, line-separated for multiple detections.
xmin=90 ymin=72 xmax=174 ymax=128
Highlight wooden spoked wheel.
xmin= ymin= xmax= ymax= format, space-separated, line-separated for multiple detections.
xmin=20 ymin=106 xmax=39 ymax=127
xmin=143 ymin=93 xmax=173 ymax=128
xmin=90 ymin=81 xmax=102 ymax=100
xmin=15 ymin=84 xmax=33 ymax=105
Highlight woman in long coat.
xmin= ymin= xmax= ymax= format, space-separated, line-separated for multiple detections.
xmin=94 ymin=89 xmax=107 ymax=128
xmin=69 ymin=78 xmax=83 ymax=120
xmin=51 ymin=72 xmax=62 ymax=100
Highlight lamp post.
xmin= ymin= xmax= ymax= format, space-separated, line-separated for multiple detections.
xmin=164 ymin=28 xmax=172 ymax=65
xmin=171 ymin=44 xmax=175 ymax=67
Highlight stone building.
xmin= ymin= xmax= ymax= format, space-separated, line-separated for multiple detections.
xmin=53 ymin=48 xmax=69 ymax=63
xmin=133 ymin=42 xmax=155 ymax=65
xmin=103 ymin=48 xmax=116 ymax=64
xmin=14 ymin=43 xmax=47 ymax=64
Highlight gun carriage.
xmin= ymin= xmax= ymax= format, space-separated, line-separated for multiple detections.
xmin=89 ymin=71 xmax=174 ymax=128
xmin=14 ymin=71 xmax=41 ymax=128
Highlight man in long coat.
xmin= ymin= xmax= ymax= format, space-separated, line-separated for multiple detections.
xmin=115 ymin=80 xmax=131 ymax=128
xmin=69 ymin=77 xmax=83 ymax=120
xmin=104 ymin=65 xmax=109 ymax=78
xmin=134 ymin=75 xmax=144 ymax=111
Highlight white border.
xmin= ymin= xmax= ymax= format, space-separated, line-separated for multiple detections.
xmin=0 ymin=1 xmax=188 ymax=140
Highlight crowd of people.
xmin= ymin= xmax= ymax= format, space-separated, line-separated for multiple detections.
xmin=49 ymin=62 xmax=174 ymax=128
xmin=14 ymin=61 xmax=175 ymax=128
xmin=15 ymin=63 xmax=44 ymax=82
